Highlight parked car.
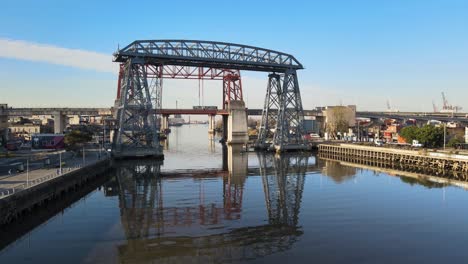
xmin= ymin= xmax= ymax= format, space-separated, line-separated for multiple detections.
xmin=374 ymin=139 xmax=384 ymax=146
xmin=412 ymin=140 xmax=423 ymax=148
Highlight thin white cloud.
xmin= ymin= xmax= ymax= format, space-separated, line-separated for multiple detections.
xmin=0 ymin=38 xmax=118 ymax=73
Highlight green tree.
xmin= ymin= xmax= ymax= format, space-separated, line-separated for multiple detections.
xmin=447 ymin=135 xmax=464 ymax=148
xmin=399 ymin=125 xmax=444 ymax=148
xmin=417 ymin=125 xmax=443 ymax=148
xmin=64 ymin=130 xmax=92 ymax=150
xmin=399 ymin=125 xmax=419 ymax=143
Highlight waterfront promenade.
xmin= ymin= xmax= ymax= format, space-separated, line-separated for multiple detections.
xmin=0 ymin=150 xmax=106 ymax=198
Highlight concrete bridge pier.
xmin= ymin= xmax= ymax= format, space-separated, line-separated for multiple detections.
xmin=208 ymin=114 xmax=216 ymax=134
xmin=222 ymin=115 xmax=228 ymax=141
xmin=161 ymin=114 xmax=169 ymax=132
xmin=227 ymin=101 xmax=248 ymax=145
xmin=53 ymin=111 xmax=66 ymax=134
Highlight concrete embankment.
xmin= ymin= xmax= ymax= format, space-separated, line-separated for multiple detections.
xmin=319 ymin=144 xmax=468 ymax=173
xmin=0 ymin=159 xmax=112 ymax=225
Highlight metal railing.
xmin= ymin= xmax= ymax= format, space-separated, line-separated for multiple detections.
xmin=0 ymin=165 xmax=86 ymax=199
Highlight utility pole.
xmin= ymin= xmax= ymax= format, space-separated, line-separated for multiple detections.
xmin=443 ymin=123 xmax=446 ymax=150
xmin=357 ymin=120 xmax=360 ymax=142
xmin=59 ymin=151 xmax=62 ymax=174
xmin=26 ymin=158 xmax=29 ymax=186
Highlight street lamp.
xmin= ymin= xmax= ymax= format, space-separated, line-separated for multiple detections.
xmin=59 ymin=151 xmax=62 ymax=175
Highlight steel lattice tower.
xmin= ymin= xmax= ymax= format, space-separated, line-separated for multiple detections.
xmin=257 ymin=69 xmax=307 ymax=151
xmin=274 ymin=69 xmax=306 ymax=151
xmin=256 ymin=73 xmax=281 ymax=149
xmin=222 ymin=72 xmax=243 ymax=109
xmin=113 ymin=58 xmax=163 ymax=158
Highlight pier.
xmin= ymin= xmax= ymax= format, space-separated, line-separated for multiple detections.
xmin=319 ymin=144 xmax=468 ymax=174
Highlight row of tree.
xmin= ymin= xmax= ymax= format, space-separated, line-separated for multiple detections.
xmin=399 ymin=125 xmax=445 ymax=148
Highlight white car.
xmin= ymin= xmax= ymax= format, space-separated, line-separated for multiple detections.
xmin=375 ymin=139 xmax=384 ymax=146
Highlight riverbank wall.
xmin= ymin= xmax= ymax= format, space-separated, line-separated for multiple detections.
xmin=319 ymin=144 xmax=468 ymax=174
xmin=0 ymin=159 xmax=111 ymax=225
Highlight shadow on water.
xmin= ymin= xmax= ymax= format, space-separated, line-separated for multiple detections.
xmin=110 ymin=148 xmax=311 ymax=263
xmin=0 ymin=171 xmax=113 ymax=251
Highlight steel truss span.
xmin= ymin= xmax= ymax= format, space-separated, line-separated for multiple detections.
xmin=114 ymin=40 xmax=303 ymax=72
xmin=113 ymin=39 xmax=307 ymax=156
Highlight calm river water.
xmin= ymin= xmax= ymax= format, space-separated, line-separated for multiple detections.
xmin=2 ymin=124 xmax=468 ymax=263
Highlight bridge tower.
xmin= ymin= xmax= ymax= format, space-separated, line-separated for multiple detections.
xmin=257 ymin=69 xmax=307 ymax=152
xmin=222 ymin=71 xmax=248 ymax=145
xmin=256 ymin=73 xmax=281 ymax=149
xmin=113 ymin=58 xmax=163 ymax=159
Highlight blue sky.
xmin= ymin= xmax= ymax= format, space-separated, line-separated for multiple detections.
xmin=1 ymin=0 xmax=468 ymax=111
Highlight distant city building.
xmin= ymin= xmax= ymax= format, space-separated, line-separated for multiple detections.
xmin=9 ymin=124 xmax=41 ymax=140
xmin=0 ymin=104 xmax=8 ymax=129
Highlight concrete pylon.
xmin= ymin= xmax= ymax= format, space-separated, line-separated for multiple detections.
xmin=53 ymin=111 xmax=66 ymax=134
xmin=161 ymin=115 xmax=169 ymax=132
xmin=222 ymin=115 xmax=228 ymax=141
xmin=227 ymin=100 xmax=248 ymax=145
xmin=208 ymin=115 xmax=216 ymax=134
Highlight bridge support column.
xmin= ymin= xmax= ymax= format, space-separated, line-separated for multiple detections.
xmin=227 ymin=101 xmax=248 ymax=145
xmin=161 ymin=114 xmax=169 ymax=132
xmin=222 ymin=115 xmax=228 ymax=141
xmin=256 ymin=73 xmax=281 ymax=150
xmin=208 ymin=114 xmax=216 ymax=134
xmin=53 ymin=111 xmax=66 ymax=134
xmin=113 ymin=58 xmax=163 ymax=159
xmin=274 ymin=69 xmax=307 ymax=152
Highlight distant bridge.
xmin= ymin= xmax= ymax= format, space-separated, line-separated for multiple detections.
xmin=5 ymin=107 xmax=320 ymax=117
xmin=159 ymin=108 xmax=320 ymax=116
xmin=357 ymin=111 xmax=468 ymax=123
xmin=6 ymin=108 xmax=112 ymax=116
xmin=6 ymin=108 xmax=468 ymax=122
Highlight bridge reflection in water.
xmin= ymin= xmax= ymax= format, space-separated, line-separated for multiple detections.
xmin=111 ymin=150 xmax=312 ymax=263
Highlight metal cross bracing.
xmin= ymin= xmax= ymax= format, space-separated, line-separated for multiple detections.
xmin=274 ymin=69 xmax=307 ymax=151
xmin=256 ymin=73 xmax=281 ymax=149
xmin=222 ymin=72 xmax=243 ymax=109
xmin=116 ymin=64 xmax=243 ymax=110
xmin=113 ymin=58 xmax=162 ymax=158
xmin=114 ymin=40 xmax=303 ymax=72
xmin=256 ymin=69 xmax=307 ymax=151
